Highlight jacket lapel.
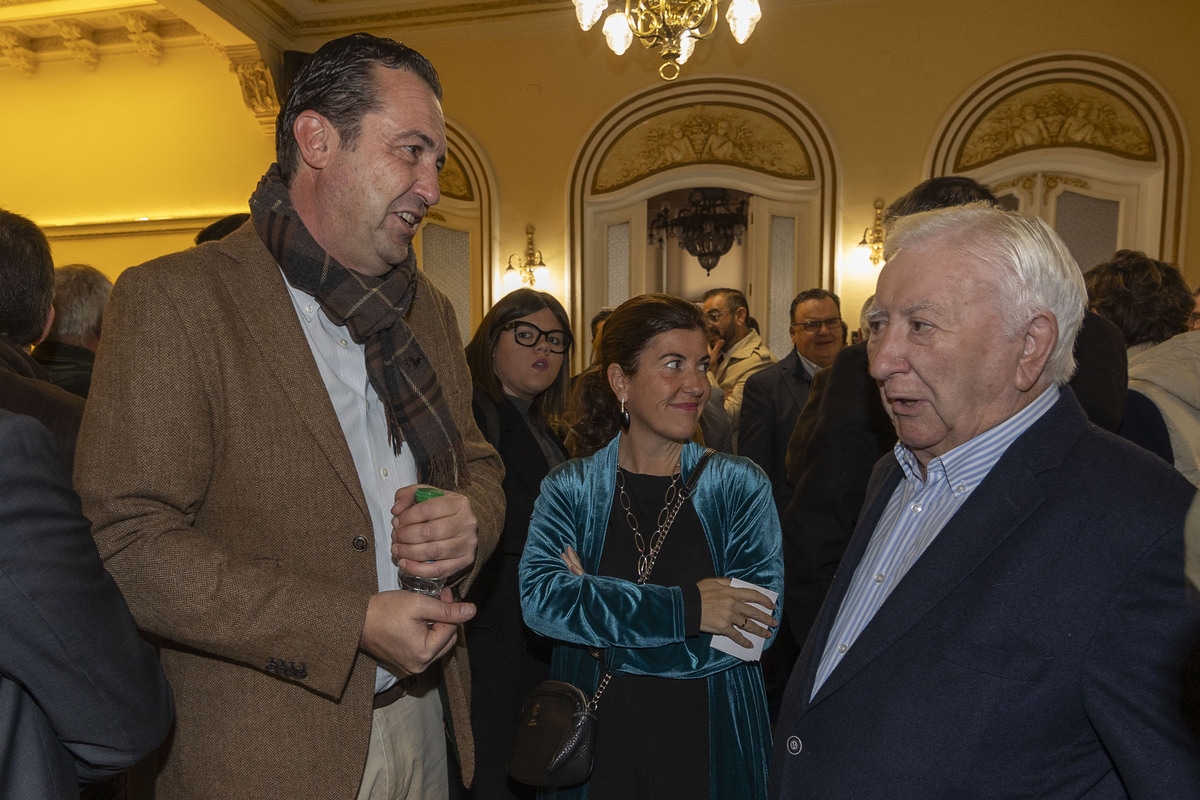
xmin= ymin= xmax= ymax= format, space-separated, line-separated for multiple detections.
xmin=801 ymin=389 xmax=1083 ymax=710
xmin=792 ymin=461 xmax=899 ymax=708
xmin=782 ymin=351 xmax=812 ymax=410
xmin=217 ymin=227 xmax=371 ymax=522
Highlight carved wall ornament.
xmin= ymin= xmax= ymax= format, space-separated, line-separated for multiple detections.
xmin=438 ymin=150 xmax=473 ymax=201
xmin=990 ymin=174 xmax=1038 ymax=197
xmin=592 ymin=103 xmax=812 ymax=194
xmin=225 ymin=47 xmax=281 ymax=134
xmin=53 ymin=18 xmax=99 ymax=69
xmin=120 ymin=11 xmax=164 ymax=65
xmin=1042 ymin=173 xmax=1091 ymax=203
xmin=0 ymin=29 xmax=35 ymax=76
xmin=956 ymin=81 xmax=1154 ymax=170
xmin=231 ymin=60 xmax=279 ymax=115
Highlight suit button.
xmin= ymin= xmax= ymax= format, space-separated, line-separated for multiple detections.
xmin=352 ymin=535 xmax=368 ymax=552
xmin=787 ymin=736 xmax=802 ymax=755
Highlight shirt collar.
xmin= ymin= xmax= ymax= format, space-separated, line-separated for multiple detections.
xmin=894 ymin=385 xmax=1061 ymax=491
xmin=795 ymin=350 xmax=821 ymax=379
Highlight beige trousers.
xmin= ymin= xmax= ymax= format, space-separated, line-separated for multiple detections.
xmin=356 ymin=688 xmax=448 ymax=800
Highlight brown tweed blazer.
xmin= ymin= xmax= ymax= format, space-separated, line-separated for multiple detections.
xmin=74 ymin=223 xmax=504 ymax=799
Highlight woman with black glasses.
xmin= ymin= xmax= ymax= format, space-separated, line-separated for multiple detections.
xmin=463 ymin=287 xmax=574 ymax=799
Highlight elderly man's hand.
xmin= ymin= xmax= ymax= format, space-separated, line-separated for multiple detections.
xmin=390 ymin=485 xmax=479 ymax=582
xmin=360 ymin=588 xmax=474 ymax=676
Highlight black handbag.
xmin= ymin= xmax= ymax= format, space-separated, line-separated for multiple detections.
xmin=506 ymin=680 xmax=598 ymax=788
xmin=507 ymin=448 xmax=716 ymax=788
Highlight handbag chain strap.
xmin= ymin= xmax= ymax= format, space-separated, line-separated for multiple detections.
xmin=588 ymin=447 xmax=716 ymax=712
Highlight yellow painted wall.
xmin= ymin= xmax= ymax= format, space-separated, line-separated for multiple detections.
xmin=2 ymin=0 xmax=1196 ymax=325
xmin=1 ymin=42 xmax=273 ymax=277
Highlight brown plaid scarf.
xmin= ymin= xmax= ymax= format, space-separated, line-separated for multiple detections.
xmin=249 ymin=164 xmax=467 ymax=489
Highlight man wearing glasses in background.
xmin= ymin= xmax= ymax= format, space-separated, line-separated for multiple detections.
xmin=740 ymin=289 xmax=845 ymax=514
xmin=701 ymin=287 xmax=775 ymax=446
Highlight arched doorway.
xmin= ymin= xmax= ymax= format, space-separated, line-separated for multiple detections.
xmin=568 ymin=77 xmax=838 ymax=369
xmin=931 ymin=52 xmax=1187 ymax=271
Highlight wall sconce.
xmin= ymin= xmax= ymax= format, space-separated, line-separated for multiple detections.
xmin=505 ymin=224 xmax=549 ymax=288
xmin=858 ymin=198 xmax=885 ymax=266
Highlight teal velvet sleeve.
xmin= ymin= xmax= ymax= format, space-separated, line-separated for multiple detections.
xmin=519 ymin=438 xmax=784 ymax=677
xmin=519 ymin=437 xmax=691 ymax=648
xmin=605 ymin=445 xmax=785 ymax=678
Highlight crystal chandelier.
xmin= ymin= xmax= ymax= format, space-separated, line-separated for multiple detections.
xmin=574 ymin=0 xmax=762 ymax=80
xmin=650 ymin=188 xmax=748 ymax=274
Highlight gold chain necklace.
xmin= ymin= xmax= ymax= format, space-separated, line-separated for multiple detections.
xmin=616 ymin=463 xmax=685 ymax=583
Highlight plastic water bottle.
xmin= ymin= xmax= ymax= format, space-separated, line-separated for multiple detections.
xmin=397 ymin=487 xmax=446 ymax=597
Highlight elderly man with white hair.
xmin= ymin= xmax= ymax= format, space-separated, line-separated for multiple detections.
xmin=770 ymin=203 xmax=1200 ymax=799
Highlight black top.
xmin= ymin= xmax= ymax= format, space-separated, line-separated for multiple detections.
xmin=30 ymin=340 xmax=96 ymax=399
xmin=588 ymin=469 xmax=712 ymax=800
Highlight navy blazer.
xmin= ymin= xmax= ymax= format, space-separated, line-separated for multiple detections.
xmin=770 ymin=389 xmax=1200 ymax=799
xmin=0 ymin=411 xmax=173 ymax=799
xmin=739 ymin=349 xmax=813 ymax=512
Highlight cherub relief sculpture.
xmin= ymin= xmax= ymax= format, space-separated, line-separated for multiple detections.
xmin=955 ymin=83 xmax=1153 ymax=170
xmin=593 ymin=105 xmax=811 ymax=193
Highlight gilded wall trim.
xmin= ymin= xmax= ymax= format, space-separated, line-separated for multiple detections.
xmin=42 ymin=216 xmax=227 ymax=240
xmin=955 ymin=80 xmax=1154 ymax=171
xmin=591 ymin=103 xmax=813 ymax=194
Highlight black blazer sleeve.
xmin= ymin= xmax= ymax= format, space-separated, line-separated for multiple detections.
xmin=0 ymin=411 xmax=173 ymax=795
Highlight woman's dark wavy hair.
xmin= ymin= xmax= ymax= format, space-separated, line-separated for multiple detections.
xmin=1084 ymin=250 xmax=1192 ymax=347
xmin=464 ymin=288 xmax=572 ymax=433
xmin=566 ymin=293 xmax=705 ymax=458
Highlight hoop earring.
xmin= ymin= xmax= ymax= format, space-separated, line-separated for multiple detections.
xmin=620 ymin=396 xmax=630 ymax=430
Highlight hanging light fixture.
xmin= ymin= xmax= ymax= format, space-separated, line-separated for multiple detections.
xmin=649 ymin=188 xmax=748 ymax=275
xmin=505 ymin=224 xmax=549 ymax=289
xmin=575 ymin=0 xmax=762 ymax=81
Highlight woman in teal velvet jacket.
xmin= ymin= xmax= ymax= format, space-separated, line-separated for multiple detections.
xmin=518 ymin=294 xmax=783 ymax=800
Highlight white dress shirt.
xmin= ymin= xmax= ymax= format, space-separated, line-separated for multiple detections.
xmin=284 ymin=277 xmax=418 ymax=693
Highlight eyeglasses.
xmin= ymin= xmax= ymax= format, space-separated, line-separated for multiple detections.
xmin=502 ymin=321 xmax=571 ymax=354
xmin=792 ymin=317 xmax=844 ymax=333
xmin=703 ymin=309 xmax=729 ymax=323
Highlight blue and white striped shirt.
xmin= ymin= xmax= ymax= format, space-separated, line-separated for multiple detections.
xmin=811 ymin=386 xmax=1060 ymax=698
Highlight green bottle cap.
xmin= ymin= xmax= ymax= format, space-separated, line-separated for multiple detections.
xmin=414 ymin=487 xmax=444 ymax=503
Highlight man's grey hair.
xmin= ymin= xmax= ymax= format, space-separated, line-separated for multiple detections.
xmin=884 ymin=203 xmax=1085 ymax=387
xmin=48 ymin=264 xmax=112 ymax=341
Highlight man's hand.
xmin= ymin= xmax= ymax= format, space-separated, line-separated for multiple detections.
xmin=708 ymin=336 xmax=725 ymax=366
xmin=391 ymin=485 xmax=478 ymax=582
xmin=359 ymin=588 xmax=475 ymax=676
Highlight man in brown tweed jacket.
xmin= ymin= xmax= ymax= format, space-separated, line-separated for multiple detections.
xmin=75 ymin=34 xmax=503 ymax=800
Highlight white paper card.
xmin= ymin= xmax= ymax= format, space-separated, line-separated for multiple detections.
xmin=709 ymin=578 xmax=778 ymax=662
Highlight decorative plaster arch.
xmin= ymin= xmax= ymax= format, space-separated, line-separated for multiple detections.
xmin=568 ymin=77 xmax=838 ymax=352
xmin=420 ymin=118 xmax=497 ymax=333
xmin=930 ymin=52 xmax=1187 ymax=261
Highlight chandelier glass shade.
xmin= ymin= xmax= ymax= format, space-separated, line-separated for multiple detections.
xmin=650 ymin=188 xmax=748 ymax=275
xmin=574 ymin=0 xmax=761 ymax=80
